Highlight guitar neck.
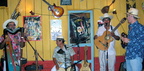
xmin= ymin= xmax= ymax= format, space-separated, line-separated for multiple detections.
xmin=84 ymin=46 xmax=88 ymax=63
xmin=109 ymin=0 xmax=115 ymax=6
xmin=42 ymin=0 xmax=52 ymax=6
xmin=111 ymin=18 xmax=126 ymax=33
xmin=111 ymin=22 xmax=121 ymax=33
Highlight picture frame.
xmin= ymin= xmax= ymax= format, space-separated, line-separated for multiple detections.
xmin=68 ymin=10 xmax=93 ymax=45
xmin=50 ymin=19 xmax=62 ymax=40
xmin=60 ymin=0 xmax=72 ymax=5
xmin=23 ymin=15 xmax=42 ymax=41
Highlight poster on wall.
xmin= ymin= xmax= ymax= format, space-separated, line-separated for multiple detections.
xmin=23 ymin=15 xmax=42 ymax=41
xmin=50 ymin=20 xmax=62 ymax=40
xmin=69 ymin=11 xmax=91 ymax=44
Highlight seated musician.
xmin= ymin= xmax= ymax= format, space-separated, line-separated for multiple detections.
xmin=94 ymin=13 xmax=120 ymax=71
xmin=0 ymin=19 xmax=26 ymax=71
xmin=51 ymin=35 xmax=79 ymax=71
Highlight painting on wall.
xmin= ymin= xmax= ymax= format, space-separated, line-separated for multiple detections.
xmin=23 ymin=15 xmax=42 ymax=41
xmin=50 ymin=20 xmax=62 ymax=40
xmin=68 ymin=11 xmax=92 ymax=44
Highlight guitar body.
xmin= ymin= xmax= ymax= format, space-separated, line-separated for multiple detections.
xmin=58 ymin=67 xmax=71 ymax=71
xmin=94 ymin=31 xmax=113 ymax=50
xmin=43 ymin=0 xmax=64 ymax=18
xmin=80 ymin=46 xmax=91 ymax=71
xmin=121 ymin=32 xmax=128 ymax=48
xmin=80 ymin=61 xmax=91 ymax=71
xmin=49 ymin=4 xmax=64 ymax=18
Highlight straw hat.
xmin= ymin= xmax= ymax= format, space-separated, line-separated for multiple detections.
xmin=3 ymin=19 xmax=18 ymax=29
xmin=56 ymin=35 xmax=65 ymax=40
xmin=100 ymin=13 xmax=113 ymax=20
xmin=127 ymin=8 xmax=139 ymax=18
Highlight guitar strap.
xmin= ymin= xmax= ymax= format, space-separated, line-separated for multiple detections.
xmin=111 ymin=25 xmax=113 ymax=31
xmin=64 ymin=45 xmax=67 ymax=50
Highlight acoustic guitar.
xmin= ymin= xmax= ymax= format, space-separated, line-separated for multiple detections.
xmin=94 ymin=18 xmax=126 ymax=50
xmin=42 ymin=0 xmax=64 ymax=18
xmin=80 ymin=46 xmax=91 ymax=71
xmin=58 ymin=67 xmax=72 ymax=71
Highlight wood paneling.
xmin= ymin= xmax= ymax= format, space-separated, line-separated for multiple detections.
xmin=0 ymin=0 xmax=143 ymax=60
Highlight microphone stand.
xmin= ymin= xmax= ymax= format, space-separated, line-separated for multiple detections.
xmin=105 ymin=24 xmax=109 ymax=71
xmin=25 ymin=37 xmax=44 ymax=71
xmin=64 ymin=52 xmax=67 ymax=71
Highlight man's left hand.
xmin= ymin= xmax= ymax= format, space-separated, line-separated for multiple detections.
xmin=111 ymin=32 xmax=115 ymax=37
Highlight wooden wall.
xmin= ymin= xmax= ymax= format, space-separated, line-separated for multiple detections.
xmin=0 ymin=0 xmax=144 ymax=61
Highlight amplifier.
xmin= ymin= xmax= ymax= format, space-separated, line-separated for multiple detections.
xmin=25 ymin=64 xmax=43 ymax=70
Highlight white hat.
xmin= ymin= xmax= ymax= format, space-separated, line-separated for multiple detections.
xmin=100 ymin=13 xmax=113 ymax=20
xmin=3 ymin=19 xmax=18 ymax=29
xmin=127 ymin=8 xmax=139 ymax=18
xmin=56 ymin=35 xmax=64 ymax=40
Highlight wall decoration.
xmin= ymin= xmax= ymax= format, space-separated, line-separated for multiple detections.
xmin=50 ymin=20 xmax=62 ymax=40
xmin=126 ymin=0 xmax=136 ymax=12
xmin=23 ymin=15 xmax=42 ymax=41
xmin=68 ymin=10 xmax=93 ymax=45
xmin=60 ymin=0 xmax=72 ymax=5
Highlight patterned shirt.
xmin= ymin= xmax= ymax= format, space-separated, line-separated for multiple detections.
xmin=126 ymin=21 xmax=144 ymax=60
xmin=0 ymin=32 xmax=25 ymax=60
xmin=53 ymin=45 xmax=75 ymax=68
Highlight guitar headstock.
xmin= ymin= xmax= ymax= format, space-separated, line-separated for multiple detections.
xmin=120 ymin=17 xmax=126 ymax=24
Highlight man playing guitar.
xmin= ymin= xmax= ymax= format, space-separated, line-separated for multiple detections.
xmin=51 ymin=35 xmax=79 ymax=71
xmin=94 ymin=13 xmax=120 ymax=71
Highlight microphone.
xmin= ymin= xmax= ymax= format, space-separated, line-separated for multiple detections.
xmin=20 ymin=27 xmax=25 ymax=37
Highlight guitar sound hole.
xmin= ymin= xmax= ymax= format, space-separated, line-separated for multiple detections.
xmin=105 ymin=35 xmax=110 ymax=40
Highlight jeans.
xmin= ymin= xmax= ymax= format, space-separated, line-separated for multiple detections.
xmin=126 ymin=57 xmax=143 ymax=71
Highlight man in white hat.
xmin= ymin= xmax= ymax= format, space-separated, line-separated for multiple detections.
xmin=121 ymin=8 xmax=144 ymax=71
xmin=0 ymin=19 xmax=26 ymax=71
xmin=51 ymin=35 xmax=79 ymax=71
xmin=94 ymin=13 xmax=120 ymax=71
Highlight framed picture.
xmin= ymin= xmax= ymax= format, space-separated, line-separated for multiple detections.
xmin=60 ymin=0 xmax=72 ymax=5
xmin=68 ymin=10 xmax=93 ymax=45
xmin=23 ymin=15 xmax=42 ymax=41
xmin=50 ymin=20 xmax=62 ymax=40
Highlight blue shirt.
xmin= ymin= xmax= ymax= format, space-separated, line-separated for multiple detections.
xmin=126 ymin=21 xmax=144 ymax=60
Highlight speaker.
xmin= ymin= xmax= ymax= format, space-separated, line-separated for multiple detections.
xmin=0 ymin=0 xmax=7 ymax=7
